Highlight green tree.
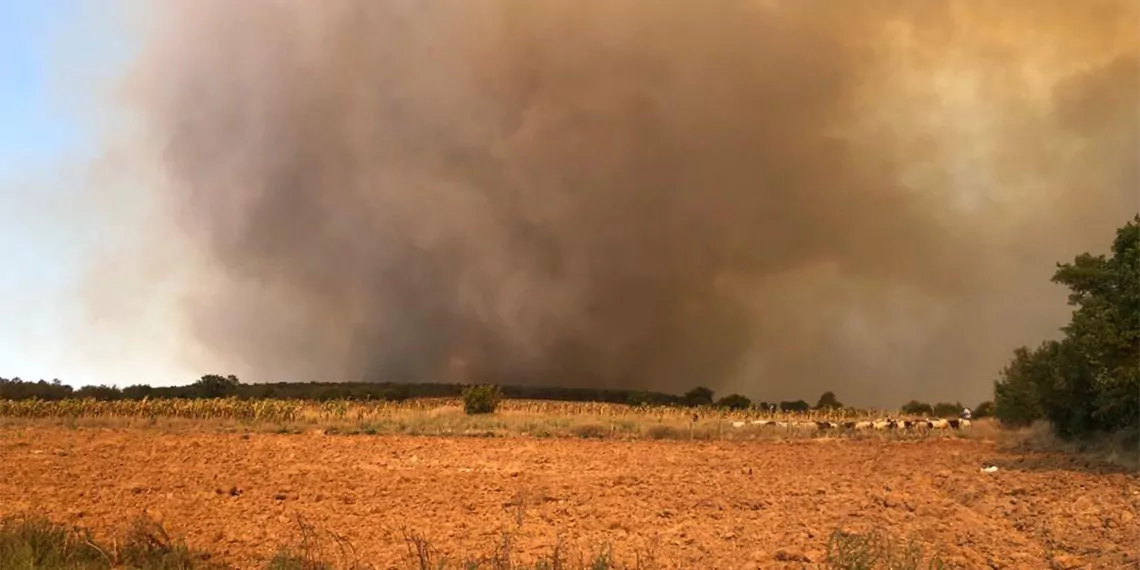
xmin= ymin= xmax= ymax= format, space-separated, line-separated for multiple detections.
xmin=716 ymin=394 xmax=752 ymax=410
xmin=814 ymin=391 xmax=843 ymax=410
xmin=684 ymin=386 xmax=715 ymax=407
xmin=779 ymin=399 xmax=810 ymax=413
xmin=993 ymin=345 xmax=1046 ymax=427
xmin=192 ymin=374 xmax=240 ymax=399
xmin=994 ymin=215 xmax=1140 ymax=439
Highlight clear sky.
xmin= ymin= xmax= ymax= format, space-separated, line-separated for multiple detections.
xmin=0 ymin=0 xmax=142 ymax=387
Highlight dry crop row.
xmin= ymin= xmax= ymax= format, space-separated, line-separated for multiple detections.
xmin=0 ymin=397 xmax=886 ymax=423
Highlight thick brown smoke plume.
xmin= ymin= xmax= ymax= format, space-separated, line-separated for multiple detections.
xmin=114 ymin=0 xmax=1138 ymax=406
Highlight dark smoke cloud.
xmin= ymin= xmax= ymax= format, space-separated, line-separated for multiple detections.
xmin=111 ymin=0 xmax=1139 ymax=406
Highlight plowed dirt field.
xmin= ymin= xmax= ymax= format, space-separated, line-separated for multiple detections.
xmin=0 ymin=427 xmax=1136 ymax=569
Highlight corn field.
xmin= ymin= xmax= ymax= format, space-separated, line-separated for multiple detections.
xmin=0 ymin=397 xmax=885 ymax=423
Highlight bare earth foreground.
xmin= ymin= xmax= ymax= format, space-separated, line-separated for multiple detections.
xmin=0 ymin=427 xmax=1136 ymax=569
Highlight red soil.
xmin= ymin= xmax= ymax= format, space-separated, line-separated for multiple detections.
xmin=0 ymin=427 xmax=1136 ymax=569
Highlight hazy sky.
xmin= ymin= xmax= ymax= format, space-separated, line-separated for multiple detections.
xmin=0 ymin=2 xmax=1134 ymax=407
xmin=0 ymin=1 xmax=146 ymax=387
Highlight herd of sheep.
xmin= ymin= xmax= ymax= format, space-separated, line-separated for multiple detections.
xmin=729 ymin=417 xmax=973 ymax=432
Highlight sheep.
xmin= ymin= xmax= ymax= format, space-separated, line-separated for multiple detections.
xmin=931 ymin=419 xmax=949 ymax=429
xmin=854 ymin=421 xmax=873 ymax=431
xmin=731 ymin=421 xmax=746 ymax=429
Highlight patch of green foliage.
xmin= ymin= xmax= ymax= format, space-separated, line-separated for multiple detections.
xmin=994 ymin=215 xmax=1139 ymax=441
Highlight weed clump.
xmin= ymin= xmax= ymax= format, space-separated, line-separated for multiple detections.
xmin=569 ymin=423 xmax=607 ymax=439
xmin=646 ymin=425 xmax=680 ymax=440
xmin=0 ymin=515 xmax=216 ymax=570
xmin=825 ymin=528 xmax=946 ymax=570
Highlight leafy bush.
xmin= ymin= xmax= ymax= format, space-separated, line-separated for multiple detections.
xmin=972 ymin=401 xmax=995 ymax=418
xmin=716 ymin=393 xmax=752 ymax=410
xmin=994 ymin=215 xmax=1139 ymax=440
xmin=462 ymin=384 xmax=502 ymax=415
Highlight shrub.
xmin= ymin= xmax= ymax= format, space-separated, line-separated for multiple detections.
xmin=462 ymin=384 xmax=502 ymax=415
xmin=932 ymin=402 xmax=963 ymax=418
xmin=0 ymin=515 xmax=214 ymax=570
xmin=646 ymin=425 xmax=680 ymax=440
xmin=625 ymin=391 xmax=652 ymax=407
xmin=901 ymin=400 xmax=934 ymax=417
xmin=825 ymin=527 xmax=945 ymax=570
xmin=973 ymin=401 xmax=995 ymax=418
xmin=570 ymin=423 xmax=607 ymax=439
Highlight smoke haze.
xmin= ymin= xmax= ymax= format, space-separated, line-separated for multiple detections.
xmin=100 ymin=0 xmax=1139 ymax=406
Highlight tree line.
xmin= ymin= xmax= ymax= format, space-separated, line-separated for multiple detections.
xmin=0 ymin=374 xmax=984 ymax=417
xmin=0 ymin=375 xmax=685 ymax=406
xmin=993 ymin=215 xmax=1139 ymax=442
